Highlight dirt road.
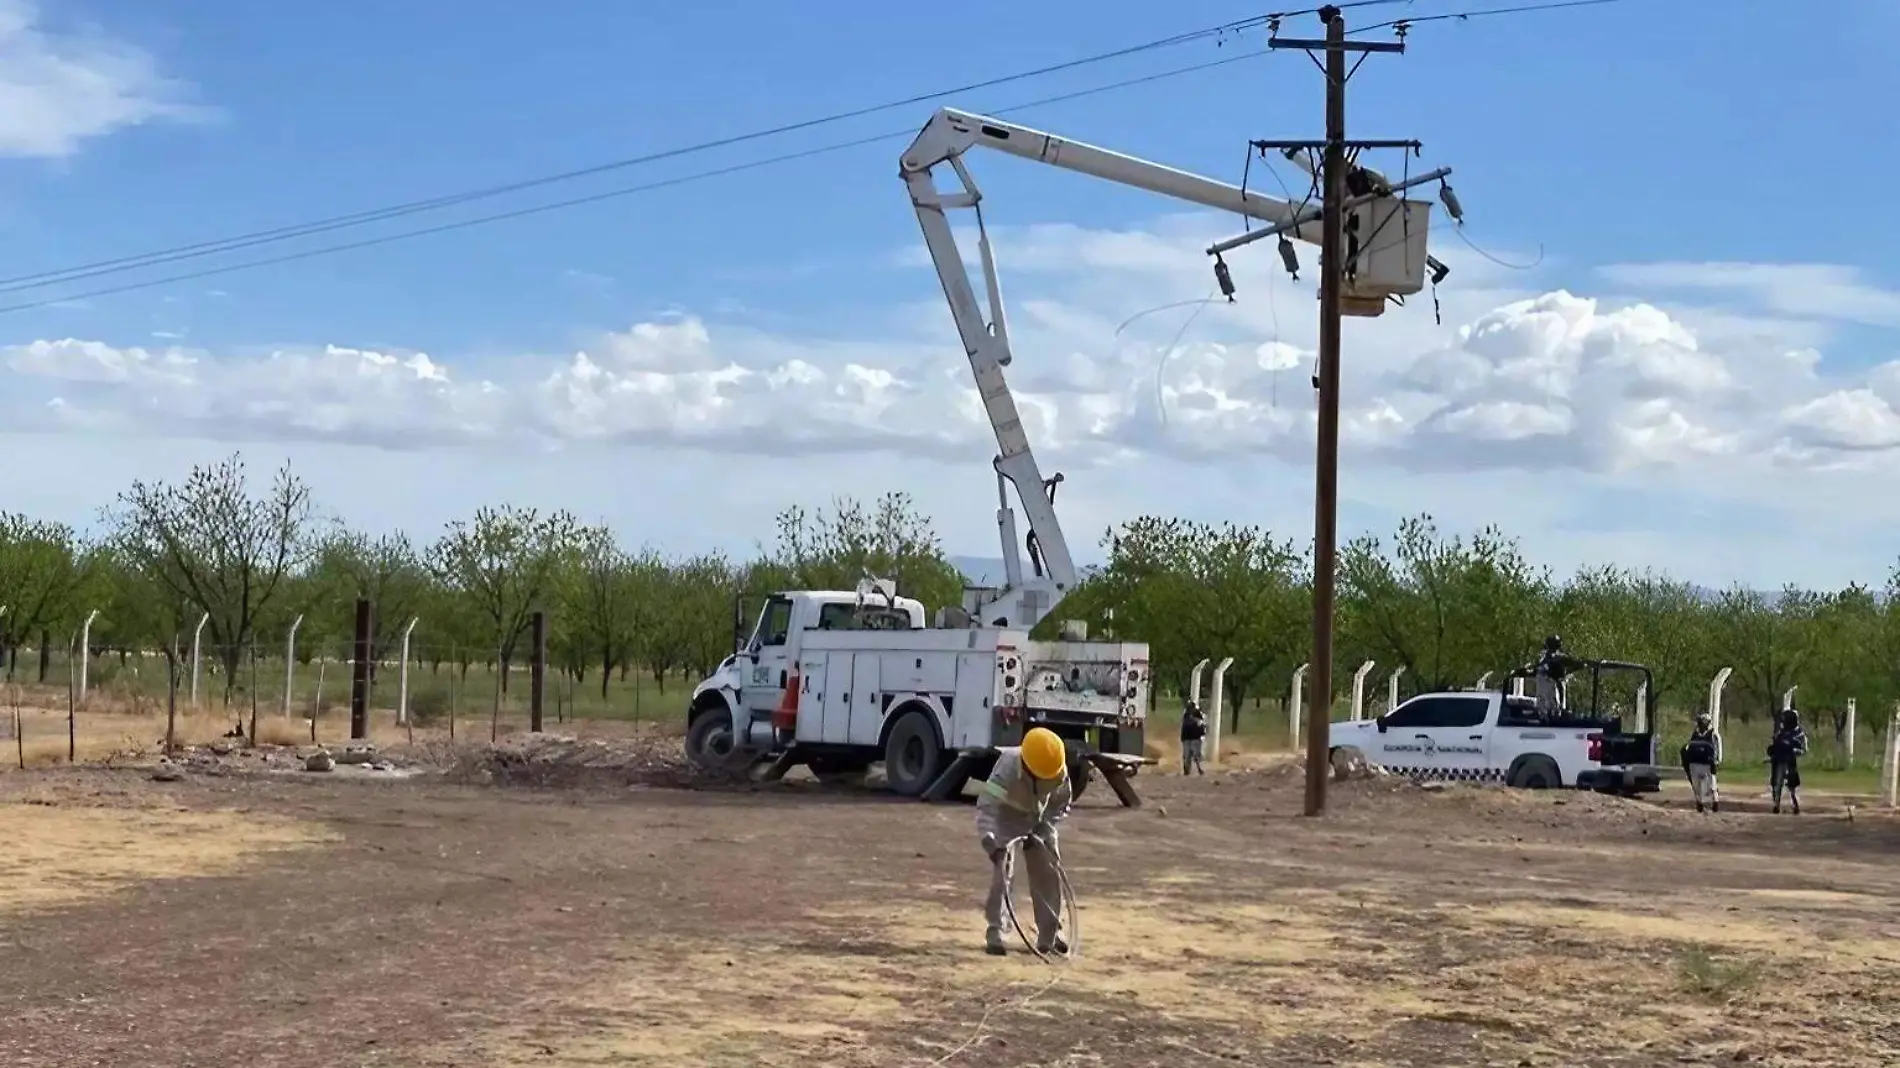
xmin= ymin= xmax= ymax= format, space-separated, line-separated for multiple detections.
xmin=3 ymin=754 xmax=1896 ymax=1067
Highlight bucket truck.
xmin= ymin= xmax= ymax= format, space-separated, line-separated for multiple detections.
xmin=684 ymin=107 xmax=1451 ymax=804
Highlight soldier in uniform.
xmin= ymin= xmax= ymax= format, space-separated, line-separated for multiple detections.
xmin=1679 ymin=711 xmax=1722 ymax=813
xmin=1768 ymin=708 xmax=1809 ymax=815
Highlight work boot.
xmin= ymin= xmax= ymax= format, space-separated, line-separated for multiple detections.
xmin=985 ymin=931 xmax=1008 ymax=957
xmin=1712 ymin=801 xmax=1720 ymax=813
xmin=1695 ymin=802 xmax=1705 ymax=813
xmin=1036 ymin=934 xmax=1070 ymax=957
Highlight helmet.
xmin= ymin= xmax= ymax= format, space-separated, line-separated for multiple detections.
xmin=1695 ymin=712 xmax=1712 ymax=727
xmin=1021 ymin=727 xmax=1067 ymax=780
xmin=1544 ymin=634 xmax=1562 ymax=652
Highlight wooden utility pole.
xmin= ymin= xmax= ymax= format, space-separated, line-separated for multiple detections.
xmin=529 ymin=611 xmax=547 ymax=733
xmin=1268 ymin=6 xmax=1406 ymax=817
xmin=349 ymin=598 xmax=374 ymax=740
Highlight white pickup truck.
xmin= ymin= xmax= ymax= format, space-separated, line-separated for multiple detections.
xmin=1332 ymin=689 xmax=1661 ymax=793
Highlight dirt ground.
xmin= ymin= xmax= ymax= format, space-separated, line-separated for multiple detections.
xmin=3 ymin=737 xmax=1897 ymax=1068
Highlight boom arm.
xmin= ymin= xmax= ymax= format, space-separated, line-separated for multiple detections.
xmin=898 ymin=108 xmax=1314 ymax=630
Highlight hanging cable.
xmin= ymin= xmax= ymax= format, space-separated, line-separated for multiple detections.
xmin=0 ymin=52 xmax=1275 ymax=317
xmin=2 ymin=0 xmax=1414 ymax=299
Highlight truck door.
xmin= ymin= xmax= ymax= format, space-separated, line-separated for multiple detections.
xmin=740 ymin=595 xmax=796 ymax=721
xmin=1374 ymin=695 xmax=1491 ymax=781
xmin=819 ymin=653 xmax=853 ymax=742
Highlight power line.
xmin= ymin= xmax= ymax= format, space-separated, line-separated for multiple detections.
xmin=1 ymin=0 xmax=1411 ymax=298
xmin=0 ymin=50 xmax=1281 ymax=316
xmin=1354 ymin=0 xmax=1641 ymax=34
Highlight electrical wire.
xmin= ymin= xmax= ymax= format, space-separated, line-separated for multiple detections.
xmin=0 ymin=51 xmax=1287 ymax=317
xmin=3 ymin=0 xmax=1414 ymax=299
xmin=924 ymin=831 xmax=1079 ymax=1067
xmin=1451 ymin=225 xmax=1545 ymax=269
xmin=1355 ymin=0 xmax=1643 ymax=34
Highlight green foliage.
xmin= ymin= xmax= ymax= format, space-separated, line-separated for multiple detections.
xmin=6 ymin=453 xmax=1900 ymax=761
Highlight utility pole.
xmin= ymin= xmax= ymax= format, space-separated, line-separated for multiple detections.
xmin=1266 ymin=6 xmax=1406 ymax=817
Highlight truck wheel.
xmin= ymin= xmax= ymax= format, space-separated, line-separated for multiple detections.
xmin=686 ymin=712 xmax=737 ymax=771
xmin=883 ymin=712 xmax=945 ymax=797
xmin=1068 ymin=754 xmax=1093 ymax=802
xmin=1508 ymin=755 xmax=1561 ymax=790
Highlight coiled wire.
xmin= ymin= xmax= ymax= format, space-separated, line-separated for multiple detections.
xmin=997 ymin=831 xmax=1081 ymax=962
xmin=920 ymin=832 xmax=1080 ymax=1066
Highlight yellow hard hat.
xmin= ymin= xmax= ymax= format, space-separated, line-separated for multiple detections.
xmin=1021 ymin=727 xmax=1066 ymax=780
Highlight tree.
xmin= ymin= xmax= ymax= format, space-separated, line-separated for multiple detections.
xmin=106 ymin=453 xmax=314 ymax=699
xmin=1073 ymin=517 xmax=1307 ymax=729
xmin=559 ymin=525 xmax=666 ymax=699
xmin=1800 ymin=584 xmax=1881 ymax=747
xmin=1553 ymin=565 xmax=1711 ymax=713
xmin=1708 ymin=585 xmax=1812 ymax=725
xmin=427 ymin=505 xmax=576 ymax=691
xmin=765 ymin=493 xmax=964 ymax=613
xmin=309 ymin=527 xmax=432 ymax=679
xmin=1338 ymin=515 xmax=1552 ymax=693
xmin=0 ymin=514 xmax=90 ymax=682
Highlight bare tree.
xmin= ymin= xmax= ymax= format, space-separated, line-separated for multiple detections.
xmin=107 ymin=453 xmax=315 ymax=701
xmin=428 ymin=505 xmax=576 ymax=693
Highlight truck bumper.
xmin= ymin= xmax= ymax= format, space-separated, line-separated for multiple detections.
xmin=1577 ymin=766 xmax=1661 ymax=794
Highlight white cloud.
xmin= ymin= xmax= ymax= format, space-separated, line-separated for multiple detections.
xmin=1596 ymin=261 xmax=1900 ymax=329
xmin=0 ymin=0 xmax=201 ymax=158
xmin=7 ymin=214 xmax=1900 ymax=587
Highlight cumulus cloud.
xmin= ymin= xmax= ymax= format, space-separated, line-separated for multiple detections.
xmin=4 ymin=217 xmax=1898 ymax=492
xmin=0 ymin=0 xmax=203 ymax=158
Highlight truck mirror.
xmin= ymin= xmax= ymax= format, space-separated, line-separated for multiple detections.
xmin=1375 ymin=717 xmax=1389 ymax=734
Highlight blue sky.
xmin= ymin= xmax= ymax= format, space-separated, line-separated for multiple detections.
xmin=1 ymin=0 xmax=1898 ymax=590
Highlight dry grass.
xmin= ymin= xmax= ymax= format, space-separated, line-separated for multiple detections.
xmin=0 ymin=800 xmax=333 ymax=913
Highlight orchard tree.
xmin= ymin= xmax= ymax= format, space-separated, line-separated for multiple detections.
xmin=428 ymin=504 xmax=576 ymax=691
xmin=1553 ymin=565 xmax=1711 ymax=712
xmin=766 ymin=493 xmax=964 ymax=613
xmin=310 ymin=527 xmax=432 ymax=677
xmin=106 ymin=453 xmax=315 ymax=698
xmin=560 ymin=525 xmax=667 ymax=698
xmin=0 ymin=513 xmax=91 ymax=682
xmin=1708 ymin=585 xmax=1812 ymax=724
xmin=1338 ymin=515 xmax=1552 ymax=692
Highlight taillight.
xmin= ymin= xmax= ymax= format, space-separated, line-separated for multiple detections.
xmin=1586 ymin=733 xmax=1603 ymax=761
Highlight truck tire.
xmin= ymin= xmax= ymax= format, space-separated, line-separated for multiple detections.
xmin=686 ymin=711 xmax=737 ymax=771
xmin=1508 ymin=755 xmax=1562 ymax=790
xmin=883 ymin=711 xmax=946 ymax=797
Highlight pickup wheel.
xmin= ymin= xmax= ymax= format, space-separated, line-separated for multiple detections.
xmin=1508 ymin=755 xmax=1562 ymax=790
xmin=883 ymin=711 xmax=946 ymax=797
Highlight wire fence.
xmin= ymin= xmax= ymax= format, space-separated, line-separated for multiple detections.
xmin=0 ymin=640 xmax=697 ymax=768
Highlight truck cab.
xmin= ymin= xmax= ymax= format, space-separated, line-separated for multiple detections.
xmin=687 ymin=588 xmax=927 ymax=768
xmin=1332 ymin=689 xmax=1660 ymax=793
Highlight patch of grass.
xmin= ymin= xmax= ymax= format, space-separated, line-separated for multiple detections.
xmin=1675 ymin=944 xmax=1763 ymax=1001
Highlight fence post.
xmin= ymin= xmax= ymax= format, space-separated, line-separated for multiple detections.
xmin=1634 ymin=681 xmax=1648 ymax=734
xmin=530 ymin=611 xmax=547 ymax=733
xmin=1288 ymin=663 xmax=1308 ymax=749
xmin=396 ymin=617 xmax=419 ymax=727
xmin=349 ymin=598 xmax=373 ymax=740
xmin=77 ymin=609 xmax=99 ymax=706
xmin=1386 ymin=666 xmax=1406 ymax=712
xmin=1350 ymin=660 xmax=1376 ymax=721
xmin=1188 ymin=658 xmax=1210 ymax=714
xmin=189 ymin=612 xmax=209 ymax=709
xmin=284 ymin=615 xmax=304 ymax=718
xmin=1881 ymin=706 xmax=1898 ymax=809
xmin=1207 ymin=656 xmax=1233 ymax=767
xmin=1708 ymin=666 xmax=1732 ymax=739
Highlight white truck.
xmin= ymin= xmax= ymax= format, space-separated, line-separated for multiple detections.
xmin=684 ymin=106 xmax=1451 ymax=803
xmin=1330 ymin=660 xmax=1661 ymax=793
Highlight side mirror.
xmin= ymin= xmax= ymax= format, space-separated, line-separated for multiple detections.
xmin=1375 ymin=717 xmax=1389 ymax=734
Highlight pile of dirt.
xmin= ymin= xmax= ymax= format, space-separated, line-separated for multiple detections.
xmin=442 ymin=733 xmax=753 ymax=791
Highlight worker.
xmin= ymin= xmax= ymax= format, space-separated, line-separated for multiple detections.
xmin=1768 ymin=707 xmax=1809 ymax=815
xmin=1179 ymin=702 xmax=1208 ymax=776
xmin=977 ymin=726 xmax=1073 ymax=957
xmin=1679 ymin=711 xmax=1723 ymax=813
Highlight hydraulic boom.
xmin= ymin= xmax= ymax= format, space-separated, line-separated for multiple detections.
xmin=899 ymin=108 xmax=1441 ymax=630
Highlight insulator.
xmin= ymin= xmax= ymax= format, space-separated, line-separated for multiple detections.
xmin=1439 ymin=181 xmax=1465 ymax=223
xmin=1277 ymin=237 xmax=1300 ymax=279
xmin=1213 ymin=256 xmax=1236 ymax=301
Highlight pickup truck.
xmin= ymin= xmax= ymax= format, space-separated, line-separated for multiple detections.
xmin=1331 ymin=689 xmax=1660 ymax=793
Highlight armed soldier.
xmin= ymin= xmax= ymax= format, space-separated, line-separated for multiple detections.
xmin=1679 ymin=711 xmax=1723 ymax=813
xmin=1768 ymin=707 xmax=1809 ymax=815
xmin=1179 ymin=702 xmax=1208 ymax=776
xmin=1529 ymin=634 xmax=1586 ymax=718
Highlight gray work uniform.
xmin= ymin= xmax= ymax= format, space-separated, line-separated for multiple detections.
xmin=975 ymin=746 xmax=1073 ymax=951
